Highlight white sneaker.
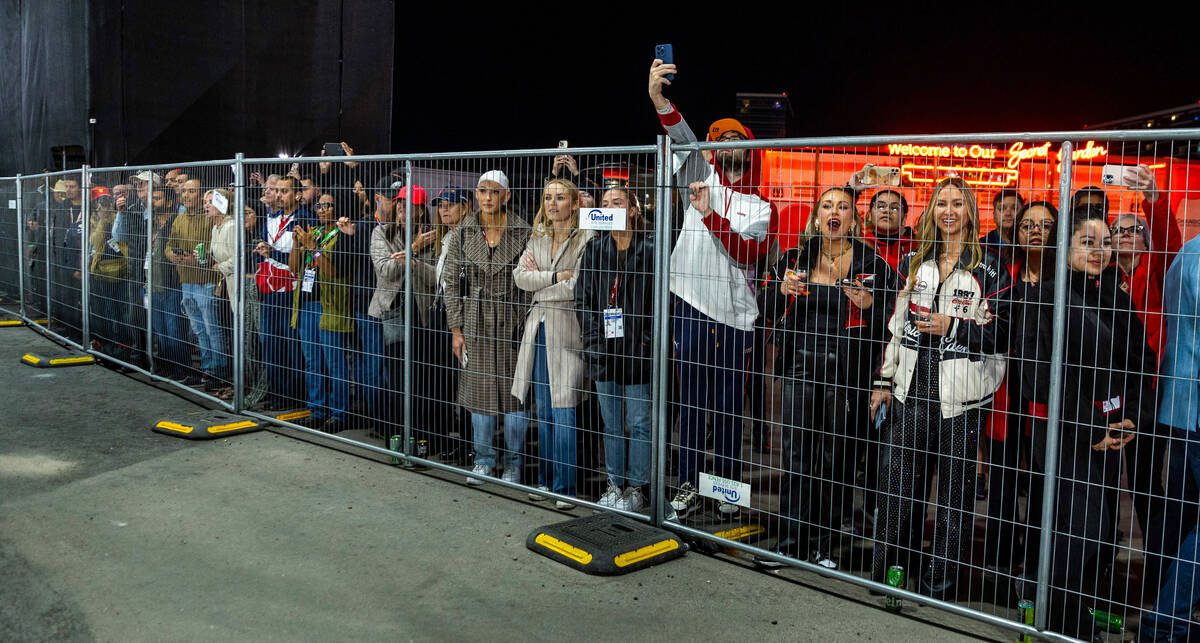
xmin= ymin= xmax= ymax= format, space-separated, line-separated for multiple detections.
xmin=811 ymin=550 xmax=838 ymax=570
xmin=597 ymin=484 xmax=623 ymax=509
xmin=466 ymin=464 xmax=491 ymax=486
xmin=528 ymin=485 xmax=550 ymax=501
xmin=718 ymin=501 xmax=740 ymax=517
xmin=555 ymin=499 xmax=576 ymax=510
xmin=500 ymin=468 xmax=520 ymax=484
xmin=669 ymin=482 xmax=700 ymax=518
xmin=616 ymin=487 xmax=646 ymax=513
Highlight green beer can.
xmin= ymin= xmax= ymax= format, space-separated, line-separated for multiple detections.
xmin=1016 ymin=599 xmax=1034 ymax=642
xmin=885 ymin=565 xmax=904 ymax=612
xmin=389 ymin=435 xmax=402 ymax=464
xmin=195 ymin=242 xmax=207 ymax=266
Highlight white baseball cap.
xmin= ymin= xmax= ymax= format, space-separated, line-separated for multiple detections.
xmin=476 ymin=170 xmax=510 ymax=191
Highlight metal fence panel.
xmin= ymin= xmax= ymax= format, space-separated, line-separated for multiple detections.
xmin=0 ymin=177 xmax=20 ymax=317
xmin=3 ymin=127 xmax=1199 ymax=642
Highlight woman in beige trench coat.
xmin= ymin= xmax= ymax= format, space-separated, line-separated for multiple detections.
xmin=444 ymin=170 xmax=531 ymax=486
xmin=511 ymin=179 xmax=593 ymax=507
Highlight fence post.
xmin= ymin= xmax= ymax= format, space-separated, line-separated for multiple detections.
xmin=651 ymin=134 xmax=673 ymax=526
xmin=144 ymin=172 xmax=155 ymax=374
xmin=15 ymin=175 xmax=25 ymax=319
xmin=403 ymin=159 xmax=414 ymax=459
xmin=80 ymin=166 xmax=91 ymax=348
xmin=233 ymin=153 xmax=246 ymax=412
xmin=1033 ymin=140 xmax=1074 ymax=632
xmin=44 ymin=176 xmax=51 ymax=325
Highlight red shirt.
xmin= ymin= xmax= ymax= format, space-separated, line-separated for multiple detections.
xmin=1117 ymin=194 xmax=1181 ymax=361
xmin=863 ymin=227 xmax=916 ymax=272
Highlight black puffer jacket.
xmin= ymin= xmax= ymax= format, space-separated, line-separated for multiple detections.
xmin=574 ymin=233 xmax=655 ymax=385
xmin=764 ymin=235 xmax=899 ymax=386
xmin=1020 ymin=266 xmax=1157 ymax=443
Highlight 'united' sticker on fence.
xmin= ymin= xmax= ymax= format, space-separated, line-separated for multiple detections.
xmin=699 ymin=472 xmax=750 ymax=508
xmin=579 ymin=208 xmax=627 ymax=231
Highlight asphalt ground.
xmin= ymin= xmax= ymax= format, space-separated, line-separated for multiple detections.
xmin=0 ymin=326 xmax=1008 ymax=642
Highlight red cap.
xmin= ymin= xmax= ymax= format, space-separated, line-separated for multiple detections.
xmin=392 ymin=185 xmax=426 ymax=205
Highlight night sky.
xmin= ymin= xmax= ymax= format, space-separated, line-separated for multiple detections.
xmin=388 ymin=7 xmax=1198 ymax=154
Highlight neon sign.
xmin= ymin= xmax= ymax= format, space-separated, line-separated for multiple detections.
xmin=900 ymin=164 xmax=1020 ymax=188
xmin=887 ymin=143 xmax=999 ymax=160
xmin=1006 ymin=140 xmax=1108 ymax=169
xmin=888 ymin=140 xmax=1109 ymax=172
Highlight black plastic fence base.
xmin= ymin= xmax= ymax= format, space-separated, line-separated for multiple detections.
xmin=526 ymin=513 xmax=686 ymax=575
xmin=153 ymin=410 xmax=262 ymax=440
xmin=20 ymin=350 xmax=96 ymax=367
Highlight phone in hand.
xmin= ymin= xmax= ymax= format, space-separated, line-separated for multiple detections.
xmin=558 ymin=140 xmax=569 ymax=149
xmin=655 ymin=44 xmax=674 ymax=81
xmin=324 ymin=142 xmax=342 ymax=157
xmin=1101 ymin=164 xmax=1137 ymax=188
xmin=874 ymin=403 xmax=888 ymax=429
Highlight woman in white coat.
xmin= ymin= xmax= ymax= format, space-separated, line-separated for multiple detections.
xmin=512 ymin=178 xmax=593 ymax=508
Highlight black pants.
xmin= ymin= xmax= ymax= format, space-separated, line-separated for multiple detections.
xmin=873 ymin=353 xmax=981 ymax=592
xmin=776 ymin=350 xmax=860 ymax=555
xmin=1101 ymin=423 xmax=1169 ymax=576
xmin=413 ymin=323 xmax=459 ymax=454
xmin=1038 ymin=423 xmax=1122 ymax=639
xmin=984 ymin=425 xmax=1027 ymax=570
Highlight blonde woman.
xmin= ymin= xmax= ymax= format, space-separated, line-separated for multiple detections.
xmin=869 ymin=177 xmax=1013 ymax=600
xmin=511 ymin=179 xmax=593 ymax=508
xmin=205 ymin=188 xmax=239 ymax=313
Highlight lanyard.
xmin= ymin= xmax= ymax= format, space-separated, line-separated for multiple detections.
xmin=304 ymin=226 xmax=338 ymax=265
xmin=271 ymin=214 xmax=292 ymax=244
xmin=607 ymin=274 xmax=621 ymax=308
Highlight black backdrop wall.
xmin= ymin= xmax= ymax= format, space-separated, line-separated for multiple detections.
xmin=0 ymin=1 xmax=90 ymax=176
xmin=0 ymin=0 xmax=393 ymax=177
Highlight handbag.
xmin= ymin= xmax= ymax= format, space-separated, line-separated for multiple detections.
xmin=255 ymin=260 xmax=294 ymax=294
xmin=430 ymin=225 xmax=468 ymax=332
xmin=380 ymin=297 xmax=405 ymax=345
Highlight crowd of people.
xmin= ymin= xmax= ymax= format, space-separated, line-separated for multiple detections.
xmin=14 ymin=59 xmax=1200 ymax=641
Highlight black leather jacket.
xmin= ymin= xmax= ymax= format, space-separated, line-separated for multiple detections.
xmin=764 ymin=236 xmax=899 ymax=386
xmin=574 ymin=233 xmax=655 ymax=385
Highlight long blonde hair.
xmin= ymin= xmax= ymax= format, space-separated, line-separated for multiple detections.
xmin=905 ymin=177 xmax=983 ymax=290
xmin=533 ymin=178 xmax=581 ymax=243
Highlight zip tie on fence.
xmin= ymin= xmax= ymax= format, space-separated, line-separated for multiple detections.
xmin=152 ymin=410 xmax=262 ymax=440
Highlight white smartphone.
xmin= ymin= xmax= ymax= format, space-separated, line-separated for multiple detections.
xmin=1101 ymin=164 xmax=1138 ymax=188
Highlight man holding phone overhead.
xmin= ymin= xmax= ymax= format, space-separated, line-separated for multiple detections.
xmin=649 ymin=54 xmax=779 ymax=519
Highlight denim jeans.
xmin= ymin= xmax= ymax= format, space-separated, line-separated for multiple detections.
xmin=353 ymin=311 xmax=384 ymax=416
xmin=1140 ymin=427 xmax=1200 ymax=642
xmin=596 ymin=380 xmax=651 ymax=489
xmin=90 ymin=278 xmax=126 ymax=347
xmin=297 ymin=300 xmax=329 ymax=420
xmin=471 ymin=411 xmax=529 ymax=473
xmin=179 ymin=282 xmax=227 ymax=376
xmin=531 ymin=323 xmax=576 ymax=495
xmin=150 ymin=288 xmax=190 ymax=374
xmin=260 ymin=291 xmax=301 ymax=404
